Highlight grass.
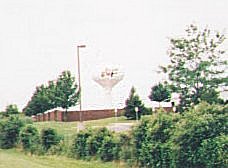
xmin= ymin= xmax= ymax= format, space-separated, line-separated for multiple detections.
xmin=33 ymin=116 xmax=135 ymax=138
xmin=0 ymin=149 xmax=122 ymax=168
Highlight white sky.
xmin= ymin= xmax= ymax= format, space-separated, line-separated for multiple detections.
xmin=0 ymin=0 xmax=227 ymax=111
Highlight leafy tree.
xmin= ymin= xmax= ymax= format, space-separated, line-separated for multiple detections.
xmin=149 ymin=83 xmax=171 ymax=102
xmin=55 ymin=71 xmax=80 ymax=121
xmin=162 ymin=24 xmax=227 ymax=111
xmin=23 ymin=84 xmax=55 ymax=116
xmin=124 ymin=87 xmax=148 ymax=120
xmin=5 ymin=104 xmax=19 ymax=115
xmin=23 ymin=70 xmax=80 ymax=117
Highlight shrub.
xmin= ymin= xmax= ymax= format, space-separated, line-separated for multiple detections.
xmin=41 ymin=128 xmax=61 ymax=151
xmin=47 ymin=139 xmax=68 ymax=156
xmin=198 ymin=135 xmax=228 ymax=167
xmin=0 ymin=116 xmax=24 ymax=149
xmin=20 ymin=124 xmax=40 ymax=154
xmin=71 ymin=129 xmax=92 ymax=159
xmin=174 ymin=103 xmax=227 ymax=167
xmin=99 ymin=136 xmax=120 ymax=162
xmin=132 ymin=112 xmax=179 ymax=167
xmin=87 ymin=127 xmax=112 ymax=156
xmin=119 ymin=133 xmax=136 ymax=167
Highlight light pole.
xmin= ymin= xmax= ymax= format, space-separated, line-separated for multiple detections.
xmin=77 ymin=45 xmax=86 ymax=123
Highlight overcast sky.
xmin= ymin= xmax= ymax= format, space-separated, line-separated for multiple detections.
xmin=0 ymin=0 xmax=227 ymax=111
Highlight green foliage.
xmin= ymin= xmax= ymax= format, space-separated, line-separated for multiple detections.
xmin=23 ymin=71 xmax=80 ymax=116
xmin=23 ymin=84 xmax=55 ymax=116
xmin=55 ymin=71 xmax=80 ymax=121
xmin=149 ymin=83 xmax=171 ymax=102
xmin=47 ymin=140 xmax=68 ymax=156
xmin=99 ymin=136 xmax=120 ymax=162
xmin=119 ymin=133 xmax=136 ymax=167
xmin=20 ymin=124 xmax=40 ymax=154
xmin=162 ymin=24 xmax=227 ymax=111
xmin=87 ymin=127 xmax=112 ymax=156
xmin=130 ymin=103 xmax=227 ymax=167
xmin=173 ymin=102 xmax=227 ymax=167
xmin=198 ymin=135 xmax=228 ymax=167
xmin=133 ymin=112 xmax=178 ymax=167
xmin=71 ymin=129 xmax=92 ymax=159
xmin=0 ymin=116 xmax=25 ymax=149
xmin=5 ymin=104 xmax=19 ymax=115
xmin=55 ymin=71 xmax=80 ymax=112
xmin=124 ymin=87 xmax=149 ymax=120
xmin=71 ymin=127 xmax=120 ymax=162
xmin=41 ymin=128 xmax=62 ymax=151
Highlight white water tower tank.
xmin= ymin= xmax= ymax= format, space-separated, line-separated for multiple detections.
xmin=93 ymin=67 xmax=124 ymax=108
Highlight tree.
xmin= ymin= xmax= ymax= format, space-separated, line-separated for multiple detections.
xmin=162 ymin=24 xmax=227 ymax=111
xmin=23 ymin=70 xmax=80 ymax=117
xmin=5 ymin=104 xmax=19 ymax=115
xmin=149 ymin=83 xmax=171 ymax=102
xmin=55 ymin=71 xmax=80 ymax=121
xmin=23 ymin=84 xmax=55 ymax=116
xmin=124 ymin=87 xmax=148 ymax=120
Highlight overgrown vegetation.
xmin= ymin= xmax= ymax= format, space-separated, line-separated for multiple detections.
xmin=132 ymin=102 xmax=227 ymax=167
xmin=0 ymin=103 xmax=227 ymax=167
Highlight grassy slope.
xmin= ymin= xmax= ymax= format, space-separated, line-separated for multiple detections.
xmin=33 ymin=116 xmax=135 ymax=137
xmin=0 ymin=149 xmax=119 ymax=168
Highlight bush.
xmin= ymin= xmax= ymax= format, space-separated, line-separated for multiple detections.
xmin=71 ymin=129 xmax=92 ymax=159
xmin=41 ymin=128 xmax=61 ymax=151
xmin=174 ymin=103 xmax=227 ymax=167
xmin=198 ymin=135 xmax=228 ymax=167
xmin=47 ymin=139 xmax=68 ymax=156
xmin=118 ymin=133 xmax=136 ymax=167
xmin=20 ymin=124 xmax=40 ymax=154
xmin=71 ymin=127 xmax=120 ymax=162
xmin=87 ymin=127 xmax=112 ymax=156
xmin=99 ymin=136 xmax=120 ymax=162
xmin=133 ymin=112 xmax=178 ymax=167
xmin=0 ymin=116 xmax=24 ymax=149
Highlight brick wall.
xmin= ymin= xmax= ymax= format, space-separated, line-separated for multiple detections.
xmin=155 ymin=107 xmax=173 ymax=112
xmin=34 ymin=109 xmax=124 ymax=122
xmin=66 ymin=109 xmax=124 ymax=122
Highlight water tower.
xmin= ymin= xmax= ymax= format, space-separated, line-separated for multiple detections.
xmin=93 ymin=67 xmax=124 ymax=109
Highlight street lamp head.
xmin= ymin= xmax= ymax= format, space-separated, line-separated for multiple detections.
xmin=78 ymin=45 xmax=86 ymax=48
